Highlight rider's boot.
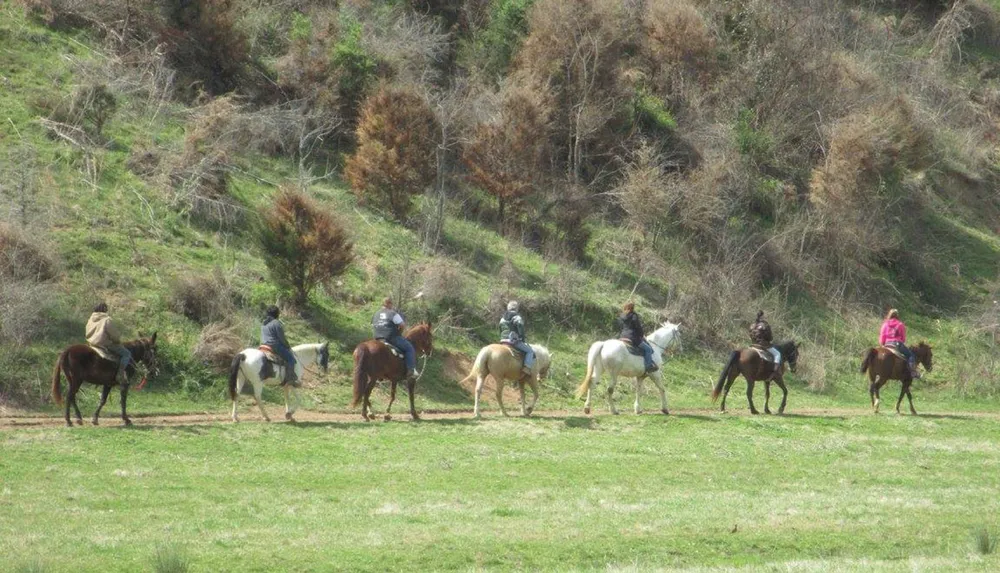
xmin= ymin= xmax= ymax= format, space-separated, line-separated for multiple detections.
xmin=645 ymin=363 xmax=659 ymax=374
xmin=407 ymin=368 xmax=419 ymax=382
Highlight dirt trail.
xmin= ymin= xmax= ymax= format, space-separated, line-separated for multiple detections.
xmin=2 ymin=406 xmax=998 ymax=429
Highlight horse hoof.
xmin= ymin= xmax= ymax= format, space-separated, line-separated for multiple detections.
xmin=76 ymin=419 xmax=83 ymax=426
xmin=92 ymin=419 xmax=99 ymax=426
xmin=384 ymin=415 xmax=392 ymax=422
xmin=661 ymin=409 xmax=669 ymax=415
xmin=764 ymin=409 xmax=772 ymax=415
xmin=612 ymin=411 xmax=620 ymax=416
xmin=525 ymin=408 xmax=533 ymax=417
xmin=124 ymin=419 xmax=133 ymax=427
xmin=583 ymin=407 xmax=591 ymax=415
xmin=751 ymin=410 xmax=760 ymax=416
xmin=412 ymin=415 xmax=421 ymax=421
xmin=285 ymin=412 xmax=294 ymax=421
xmin=65 ymin=421 xmax=73 ymax=427
xmin=264 ymin=417 xmax=272 ymax=423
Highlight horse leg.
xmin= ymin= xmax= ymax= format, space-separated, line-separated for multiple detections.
xmin=67 ymin=380 xmax=84 ymax=426
xmin=93 ymin=384 xmax=112 ymax=425
xmin=232 ymin=373 xmax=246 ymax=423
xmin=406 ymin=377 xmax=419 ymax=421
xmin=283 ymin=386 xmax=296 ymax=422
xmin=775 ymin=377 xmax=788 ymax=415
xmin=649 ymin=373 xmax=668 ymax=415
xmin=519 ymin=381 xmax=527 ymax=417
xmin=385 ymin=379 xmax=398 ymax=422
xmin=584 ymin=362 xmax=601 ymax=415
xmin=874 ymin=379 xmax=885 ymax=414
xmin=606 ymin=373 xmax=620 ymax=415
xmin=869 ymin=375 xmax=879 ymax=414
xmin=764 ymin=380 xmax=772 ymax=415
xmin=904 ymin=381 xmax=917 ymax=415
xmin=474 ymin=374 xmax=486 ymax=418
xmin=497 ymin=378 xmax=508 ymax=417
xmin=362 ymin=379 xmax=375 ymax=422
xmin=119 ymin=383 xmax=132 ymax=426
xmin=526 ymin=379 xmax=539 ymax=417
xmin=720 ymin=373 xmax=739 ymax=413
xmin=746 ymin=378 xmax=759 ymax=415
xmin=253 ymin=382 xmax=270 ymax=422
xmin=634 ymin=376 xmax=643 ymax=415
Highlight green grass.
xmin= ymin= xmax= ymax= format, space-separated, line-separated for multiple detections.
xmin=2 ymin=413 xmax=1000 ymax=571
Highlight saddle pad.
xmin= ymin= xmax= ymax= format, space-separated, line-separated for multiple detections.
xmin=880 ymin=345 xmax=906 ymax=360
xmin=258 ymin=345 xmax=283 ymax=365
xmin=619 ymin=339 xmax=645 ymax=357
xmin=89 ymin=345 xmax=117 ymax=362
xmin=379 ymin=340 xmax=404 ymax=359
xmin=751 ymin=345 xmax=776 ymax=363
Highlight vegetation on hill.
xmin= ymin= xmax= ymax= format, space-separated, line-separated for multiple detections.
xmin=1 ymin=0 xmax=999 ymax=415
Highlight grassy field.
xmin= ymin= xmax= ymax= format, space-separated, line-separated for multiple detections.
xmin=2 ymin=410 xmax=1000 ymax=572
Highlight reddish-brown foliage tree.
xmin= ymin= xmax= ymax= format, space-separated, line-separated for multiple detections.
xmin=258 ymin=188 xmax=354 ymax=305
xmin=462 ymin=85 xmax=550 ymax=232
xmin=344 ymin=85 xmax=439 ymax=221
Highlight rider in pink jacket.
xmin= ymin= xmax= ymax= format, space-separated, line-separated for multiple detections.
xmin=879 ymin=309 xmax=919 ymax=378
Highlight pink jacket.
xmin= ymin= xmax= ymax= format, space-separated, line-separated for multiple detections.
xmin=879 ymin=318 xmax=906 ymax=346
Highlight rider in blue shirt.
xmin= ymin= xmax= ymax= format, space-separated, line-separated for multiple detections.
xmin=261 ymin=306 xmax=297 ymax=385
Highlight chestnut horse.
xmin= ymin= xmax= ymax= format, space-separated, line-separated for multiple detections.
xmin=51 ymin=333 xmax=159 ymax=427
xmin=860 ymin=342 xmax=933 ymax=415
xmin=711 ymin=340 xmax=800 ymax=415
xmin=351 ymin=323 xmax=433 ymax=421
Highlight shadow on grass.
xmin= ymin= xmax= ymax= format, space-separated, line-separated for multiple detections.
xmin=563 ymin=416 xmax=594 ymax=429
xmin=771 ymin=413 xmax=847 ymax=421
xmin=912 ymin=413 xmax=975 ymax=421
xmin=672 ymin=413 xmax=720 ymax=422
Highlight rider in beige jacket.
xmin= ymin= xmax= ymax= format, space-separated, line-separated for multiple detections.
xmin=86 ymin=302 xmax=132 ymax=385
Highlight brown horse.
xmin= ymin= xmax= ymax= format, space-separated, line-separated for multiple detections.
xmin=711 ymin=340 xmax=800 ymax=415
xmin=351 ymin=323 xmax=433 ymax=421
xmin=860 ymin=342 xmax=932 ymax=415
xmin=51 ymin=333 xmax=159 ymax=427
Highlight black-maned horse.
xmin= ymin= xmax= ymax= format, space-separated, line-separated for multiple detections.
xmin=711 ymin=340 xmax=800 ymax=415
xmin=51 ymin=334 xmax=159 ymax=427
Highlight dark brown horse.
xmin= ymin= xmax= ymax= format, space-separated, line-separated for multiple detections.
xmin=51 ymin=333 xmax=159 ymax=427
xmin=860 ymin=342 xmax=932 ymax=415
xmin=351 ymin=323 xmax=433 ymax=422
xmin=711 ymin=340 xmax=800 ymax=415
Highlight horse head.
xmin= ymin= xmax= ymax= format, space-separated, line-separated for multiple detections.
xmin=780 ymin=340 xmax=801 ymax=373
xmin=318 ymin=341 xmax=330 ymax=375
xmin=406 ymin=322 xmax=434 ymax=356
xmin=649 ymin=321 xmax=682 ymax=353
xmin=131 ymin=331 xmax=159 ymax=376
xmin=914 ymin=341 xmax=933 ymax=372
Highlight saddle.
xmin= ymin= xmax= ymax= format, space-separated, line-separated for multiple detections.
xmin=751 ymin=345 xmax=777 ymax=363
xmin=619 ymin=339 xmax=645 ymax=357
xmin=378 ymin=340 xmax=405 ymax=359
xmin=89 ymin=345 xmax=119 ymax=363
xmin=501 ymin=341 xmax=526 ymax=359
xmin=880 ymin=345 xmax=906 ymax=361
xmin=258 ymin=345 xmax=285 ymax=365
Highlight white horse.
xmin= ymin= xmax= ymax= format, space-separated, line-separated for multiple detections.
xmin=228 ymin=342 xmax=329 ymax=422
xmin=576 ymin=322 xmax=682 ymax=415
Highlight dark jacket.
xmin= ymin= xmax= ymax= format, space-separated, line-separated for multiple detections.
xmin=617 ymin=311 xmax=645 ymax=345
xmin=499 ymin=311 xmax=526 ymax=342
xmin=750 ymin=311 xmax=772 ymax=346
xmin=261 ymin=316 xmax=291 ymax=350
xmin=373 ymin=307 xmax=403 ymax=340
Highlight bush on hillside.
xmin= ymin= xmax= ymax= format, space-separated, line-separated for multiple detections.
xmin=0 ymin=225 xmax=59 ymax=347
xmin=193 ymin=318 xmax=252 ymax=371
xmin=169 ymin=269 xmax=241 ymax=325
xmin=160 ymin=0 xmax=251 ymax=98
xmin=345 ymin=85 xmax=439 ymax=222
xmin=0 ymin=224 xmax=57 ymax=282
xmin=258 ymin=188 xmax=354 ymax=305
xmin=643 ymin=0 xmax=716 ymax=80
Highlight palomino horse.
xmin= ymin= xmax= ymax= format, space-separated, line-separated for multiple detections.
xmin=459 ymin=343 xmax=552 ymax=418
xmin=51 ymin=333 xmax=159 ymax=427
xmin=351 ymin=323 xmax=433 ymax=422
xmin=228 ymin=342 xmax=330 ymax=422
xmin=576 ymin=322 xmax=682 ymax=415
xmin=711 ymin=340 xmax=800 ymax=414
xmin=860 ymin=342 xmax=932 ymax=415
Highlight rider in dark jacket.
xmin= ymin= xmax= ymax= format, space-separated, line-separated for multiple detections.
xmin=261 ymin=306 xmax=297 ymax=385
xmin=372 ymin=297 xmax=417 ymax=381
xmin=750 ymin=310 xmax=781 ymax=368
xmin=617 ymin=302 xmax=657 ymax=373
xmin=500 ymin=300 xmax=535 ymax=376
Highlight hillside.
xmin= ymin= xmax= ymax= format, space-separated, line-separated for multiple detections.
xmin=1 ymin=0 xmax=999 ymax=419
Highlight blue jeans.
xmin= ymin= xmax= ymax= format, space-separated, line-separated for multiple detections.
xmin=638 ymin=340 xmax=655 ymax=370
xmin=887 ymin=342 xmax=915 ymax=368
xmin=505 ymin=340 xmax=535 ymax=369
xmin=274 ymin=345 xmax=297 ymax=369
xmin=111 ymin=346 xmax=132 ymax=368
xmin=384 ymin=334 xmax=416 ymax=371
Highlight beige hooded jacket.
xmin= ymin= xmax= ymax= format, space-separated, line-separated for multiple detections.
xmin=86 ymin=312 xmax=122 ymax=348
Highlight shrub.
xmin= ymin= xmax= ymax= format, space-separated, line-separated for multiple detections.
xmin=152 ymin=543 xmax=190 ymax=573
xmin=168 ymin=269 xmax=239 ymax=324
xmin=0 ymin=224 xmax=57 ymax=282
xmin=160 ymin=0 xmax=251 ymax=97
xmin=192 ymin=318 xmax=251 ymax=371
xmin=345 ymin=85 xmax=439 ymax=221
xmin=643 ymin=0 xmax=716 ymax=76
xmin=258 ymin=188 xmax=354 ymax=305
xmin=419 ymin=257 xmax=470 ymax=307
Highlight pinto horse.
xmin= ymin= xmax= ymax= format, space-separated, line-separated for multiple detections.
xmin=860 ymin=342 xmax=933 ymax=415
xmin=711 ymin=340 xmax=800 ymax=415
xmin=228 ymin=342 xmax=330 ymax=423
xmin=51 ymin=333 xmax=159 ymax=427
xmin=351 ymin=322 xmax=433 ymax=422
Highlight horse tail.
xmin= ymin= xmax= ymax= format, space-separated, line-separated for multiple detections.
xmin=712 ymin=351 xmax=740 ymax=402
xmin=575 ymin=342 xmax=603 ymax=399
xmin=351 ymin=345 xmax=368 ymax=408
xmin=860 ymin=348 xmax=876 ymax=375
xmin=458 ymin=346 xmax=491 ymax=388
xmin=51 ymin=350 xmax=67 ymax=405
xmin=228 ymin=353 xmax=245 ymax=401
